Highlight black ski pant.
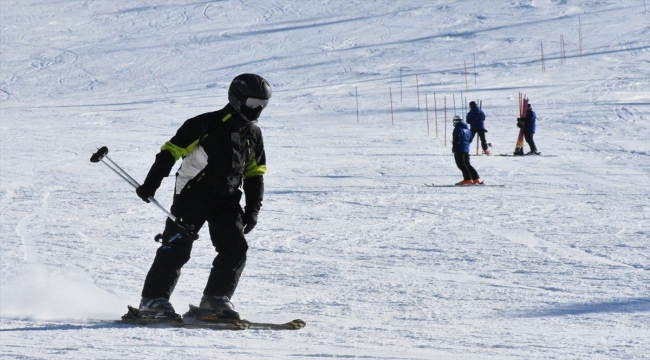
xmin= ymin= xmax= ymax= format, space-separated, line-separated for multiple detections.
xmin=141 ymin=189 xmax=248 ymax=301
xmin=524 ymin=131 xmax=537 ymax=152
xmin=454 ymin=153 xmax=480 ymax=181
xmin=470 ymin=129 xmax=489 ymax=151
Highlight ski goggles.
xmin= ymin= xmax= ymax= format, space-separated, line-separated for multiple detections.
xmin=245 ymin=97 xmax=269 ymax=109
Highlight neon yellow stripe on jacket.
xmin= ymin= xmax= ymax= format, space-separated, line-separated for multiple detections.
xmin=245 ymin=153 xmax=266 ymax=177
xmin=161 ymin=139 xmax=200 ymax=161
xmin=162 ymin=113 xmax=231 ymax=160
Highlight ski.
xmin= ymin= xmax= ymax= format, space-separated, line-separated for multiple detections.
xmin=114 ymin=305 xmax=248 ymax=330
xmin=424 ymin=183 xmax=504 ymax=187
xmin=114 ymin=305 xmax=306 ymax=330
xmin=183 ymin=304 xmax=306 ymax=330
xmin=116 ymin=319 xmax=249 ymax=330
xmin=498 ymin=153 xmax=556 ymax=157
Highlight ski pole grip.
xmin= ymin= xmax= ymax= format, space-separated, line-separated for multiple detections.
xmin=90 ymin=146 xmax=109 ymax=163
xmin=174 ymin=218 xmax=198 ymax=240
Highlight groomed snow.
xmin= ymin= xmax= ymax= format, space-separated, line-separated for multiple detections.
xmin=1 ymin=1 xmax=649 ymax=359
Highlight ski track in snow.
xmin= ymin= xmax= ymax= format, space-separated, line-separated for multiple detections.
xmin=1 ymin=0 xmax=650 ymax=359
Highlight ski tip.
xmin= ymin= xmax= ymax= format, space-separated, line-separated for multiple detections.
xmin=289 ymin=319 xmax=306 ymax=329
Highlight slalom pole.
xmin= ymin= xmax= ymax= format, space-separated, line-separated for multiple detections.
xmin=444 ymin=96 xmax=447 ymax=145
xmin=464 ymin=60 xmax=469 ymax=92
xmin=416 ymin=74 xmax=420 ymax=109
xmin=463 ymin=94 xmax=469 ymax=114
xmin=540 ymin=42 xmax=545 ymax=72
xmin=390 ymin=87 xmax=394 ymax=125
xmin=475 ymin=96 xmax=478 ymax=155
xmin=514 ymin=94 xmax=526 ymax=155
xmin=473 ymin=53 xmax=477 ymax=85
xmin=560 ymin=34 xmax=566 ymax=65
xmin=434 ymin=93 xmax=438 ymax=138
xmin=90 ymin=146 xmax=193 ymax=234
xmin=453 ymin=93 xmax=456 ymax=116
xmin=579 ymin=16 xmax=583 ymax=57
xmin=356 ymin=86 xmax=359 ymax=123
xmin=461 ymin=91 xmax=464 ymax=114
xmin=425 ymin=94 xmax=430 ymax=136
xmin=477 ymin=99 xmax=482 ymax=155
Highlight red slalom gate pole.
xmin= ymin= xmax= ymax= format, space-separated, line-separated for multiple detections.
xmin=476 ymin=100 xmax=482 ymax=155
xmin=514 ymin=92 xmax=526 ymax=155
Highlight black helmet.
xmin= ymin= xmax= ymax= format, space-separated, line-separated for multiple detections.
xmin=469 ymin=101 xmax=477 ymax=108
xmin=228 ymin=73 xmax=272 ymax=121
xmin=453 ymin=115 xmax=462 ymax=125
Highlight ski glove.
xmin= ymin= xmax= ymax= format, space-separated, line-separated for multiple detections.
xmin=136 ymin=184 xmax=156 ymax=203
xmin=242 ymin=175 xmax=263 ymax=234
xmin=242 ymin=212 xmax=257 ymax=234
xmin=136 ymin=150 xmax=175 ymax=203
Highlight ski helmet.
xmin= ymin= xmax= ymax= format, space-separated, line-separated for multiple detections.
xmin=469 ymin=101 xmax=477 ymax=108
xmin=453 ymin=115 xmax=462 ymax=125
xmin=228 ymin=73 xmax=272 ymax=121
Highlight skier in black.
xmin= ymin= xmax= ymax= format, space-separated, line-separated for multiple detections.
xmin=466 ymin=101 xmax=491 ymax=155
xmin=452 ymin=115 xmax=482 ymax=185
xmin=518 ymin=103 xmax=540 ymax=155
xmin=134 ymin=74 xmax=271 ymax=319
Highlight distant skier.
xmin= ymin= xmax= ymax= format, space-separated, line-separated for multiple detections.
xmin=466 ymin=101 xmax=491 ymax=155
xmin=517 ymin=103 xmax=540 ymax=155
xmin=452 ymin=115 xmax=482 ymax=185
xmin=134 ymin=74 xmax=271 ymax=320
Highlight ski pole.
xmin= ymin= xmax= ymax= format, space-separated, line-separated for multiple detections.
xmin=90 ymin=146 xmax=179 ymax=224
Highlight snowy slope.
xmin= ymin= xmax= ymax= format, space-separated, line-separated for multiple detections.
xmin=1 ymin=0 xmax=649 ymax=359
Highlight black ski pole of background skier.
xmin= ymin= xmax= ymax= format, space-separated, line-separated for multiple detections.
xmin=90 ymin=146 xmax=195 ymax=236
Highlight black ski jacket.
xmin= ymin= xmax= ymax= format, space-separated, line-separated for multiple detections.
xmin=142 ymin=104 xmax=265 ymax=215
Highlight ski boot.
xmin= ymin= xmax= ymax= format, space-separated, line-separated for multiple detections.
xmin=526 ymin=150 xmax=541 ymax=155
xmin=137 ymin=297 xmax=181 ymax=319
xmin=473 ymin=179 xmax=484 ymax=185
xmin=197 ymin=295 xmax=240 ymax=319
xmin=455 ymin=179 xmax=474 ymax=186
xmin=121 ymin=297 xmax=181 ymax=323
xmin=482 ymin=149 xmax=492 ymax=155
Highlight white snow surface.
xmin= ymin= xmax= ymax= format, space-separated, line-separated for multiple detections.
xmin=1 ymin=0 xmax=649 ymax=359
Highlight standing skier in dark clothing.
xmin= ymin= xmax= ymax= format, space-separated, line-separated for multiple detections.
xmin=518 ymin=103 xmax=540 ymax=155
xmin=466 ymin=101 xmax=491 ymax=155
xmin=134 ymin=74 xmax=271 ymax=320
xmin=452 ymin=115 xmax=482 ymax=185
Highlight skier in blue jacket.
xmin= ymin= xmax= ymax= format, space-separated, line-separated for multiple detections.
xmin=521 ymin=103 xmax=539 ymax=155
xmin=466 ymin=101 xmax=491 ymax=155
xmin=452 ymin=115 xmax=482 ymax=185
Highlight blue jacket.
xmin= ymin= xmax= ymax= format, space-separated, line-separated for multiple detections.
xmin=452 ymin=121 xmax=471 ymax=153
xmin=465 ymin=107 xmax=486 ymax=131
xmin=524 ymin=110 xmax=537 ymax=133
